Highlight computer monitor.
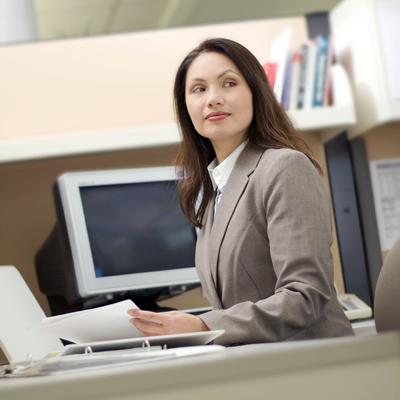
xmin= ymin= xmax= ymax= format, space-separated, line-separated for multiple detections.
xmin=35 ymin=166 xmax=200 ymax=315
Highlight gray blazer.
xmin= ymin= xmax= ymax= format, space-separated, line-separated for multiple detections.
xmin=197 ymin=145 xmax=354 ymax=345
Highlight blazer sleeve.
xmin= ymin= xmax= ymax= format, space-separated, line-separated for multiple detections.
xmin=199 ymin=150 xmax=337 ymax=344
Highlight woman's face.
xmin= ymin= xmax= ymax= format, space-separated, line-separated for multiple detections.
xmin=185 ymin=52 xmax=253 ymax=154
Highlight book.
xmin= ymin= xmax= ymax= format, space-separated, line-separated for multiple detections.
xmin=323 ymin=35 xmax=335 ymax=106
xmin=288 ymin=51 xmax=302 ymax=110
xmin=269 ymin=27 xmax=292 ymax=103
xmin=302 ymin=39 xmax=318 ymax=109
xmin=263 ymin=62 xmax=277 ymax=88
xmin=281 ymin=51 xmax=293 ymax=110
xmin=313 ymin=35 xmax=330 ymax=107
xmin=296 ymin=44 xmax=308 ymax=109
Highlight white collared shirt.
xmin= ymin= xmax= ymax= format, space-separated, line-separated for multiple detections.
xmin=207 ymin=140 xmax=248 ymax=215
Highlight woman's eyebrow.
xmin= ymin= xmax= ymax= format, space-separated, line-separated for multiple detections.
xmin=187 ymin=77 xmax=206 ymax=85
xmin=187 ymin=69 xmax=241 ymax=86
xmin=217 ymin=69 xmax=240 ymax=78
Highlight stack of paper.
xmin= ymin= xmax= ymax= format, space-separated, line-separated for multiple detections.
xmin=39 ymin=300 xmax=141 ymax=343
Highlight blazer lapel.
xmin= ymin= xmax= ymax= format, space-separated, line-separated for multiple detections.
xmin=208 ymin=145 xmax=264 ymax=288
xmin=198 ymin=195 xmax=224 ymax=308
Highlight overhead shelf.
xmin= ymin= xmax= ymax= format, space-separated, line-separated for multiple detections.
xmin=0 ymin=124 xmax=181 ymax=164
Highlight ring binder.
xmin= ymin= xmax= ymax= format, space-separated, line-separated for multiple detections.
xmin=142 ymin=340 xmax=150 ymax=351
xmin=56 ymin=330 xmax=224 ymax=357
xmin=1 ymin=331 xmax=225 ymax=378
xmin=1 ymin=343 xmax=225 ymax=378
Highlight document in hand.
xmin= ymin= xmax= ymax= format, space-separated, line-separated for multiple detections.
xmin=39 ymin=300 xmax=141 ymax=343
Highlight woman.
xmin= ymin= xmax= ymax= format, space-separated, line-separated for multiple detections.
xmin=128 ymin=38 xmax=354 ymax=344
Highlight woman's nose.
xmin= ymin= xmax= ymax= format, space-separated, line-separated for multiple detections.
xmin=207 ymin=88 xmax=224 ymax=107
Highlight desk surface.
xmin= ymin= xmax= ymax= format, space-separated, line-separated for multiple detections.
xmin=1 ymin=332 xmax=399 ymax=400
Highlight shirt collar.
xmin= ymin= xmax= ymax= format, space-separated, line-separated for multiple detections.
xmin=207 ymin=140 xmax=248 ymax=192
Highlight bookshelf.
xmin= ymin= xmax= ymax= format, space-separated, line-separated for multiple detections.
xmin=330 ymin=0 xmax=400 ymax=138
xmin=290 ymin=63 xmax=356 ymax=140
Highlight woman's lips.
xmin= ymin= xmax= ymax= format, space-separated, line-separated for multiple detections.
xmin=205 ymin=112 xmax=230 ymax=121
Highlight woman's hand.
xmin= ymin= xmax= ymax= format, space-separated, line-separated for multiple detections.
xmin=127 ymin=309 xmax=210 ymax=336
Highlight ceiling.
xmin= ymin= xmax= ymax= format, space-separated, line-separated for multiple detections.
xmin=34 ymin=0 xmax=343 ymax=41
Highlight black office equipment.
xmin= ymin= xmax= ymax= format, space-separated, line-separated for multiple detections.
xmin=349 ymin=138 xmax=383 ymax=298
xmin=324 ymin=132 xmax=372 ymax=306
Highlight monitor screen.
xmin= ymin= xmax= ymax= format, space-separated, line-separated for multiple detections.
xmin=56 ymin=166 xmax=199 ymax=299
xmin=79 ymin=181 xmax=196 ymax=278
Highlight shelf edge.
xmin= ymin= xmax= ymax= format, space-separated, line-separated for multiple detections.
xmin=0 ymin=123 xmax=181 ymax=164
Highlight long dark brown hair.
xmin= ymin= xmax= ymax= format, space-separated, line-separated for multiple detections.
xmin=174 ymin=38 xmax=321 ymax=228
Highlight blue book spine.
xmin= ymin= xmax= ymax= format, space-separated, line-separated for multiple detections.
xmin=313 ymin=36 xmax=329 ymax=107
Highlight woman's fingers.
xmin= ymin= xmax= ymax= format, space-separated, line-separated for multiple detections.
xmin=127 ymin=309 xmax=209 ymax=337
xmin=130 ymin=316 xmax=165 ymax=336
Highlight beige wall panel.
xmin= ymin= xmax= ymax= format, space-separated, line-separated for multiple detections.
xmin=0 ymin=17 xmax=307 ymax=141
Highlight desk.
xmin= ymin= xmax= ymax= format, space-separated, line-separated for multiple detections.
xmin=1 ymin=332 xmax=399 ymax=400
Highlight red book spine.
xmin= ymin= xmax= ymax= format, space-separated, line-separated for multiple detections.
xmin=263 ymin=62 xmax=278 ymax=88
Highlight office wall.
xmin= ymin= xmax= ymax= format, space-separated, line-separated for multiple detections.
xmin=0 ymin=17 xmax=308 ymax=142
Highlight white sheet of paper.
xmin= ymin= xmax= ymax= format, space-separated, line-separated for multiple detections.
xmin=378 ymin=2 xmax=400 ymax=100
xmin=370 ymin=158 xmax=400 ymax=251
xmin=39 ymin=300 xmax=142 ymax=343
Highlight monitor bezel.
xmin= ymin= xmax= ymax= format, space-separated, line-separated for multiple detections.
xmin=57 ymin=166 xmax=200 ymax=299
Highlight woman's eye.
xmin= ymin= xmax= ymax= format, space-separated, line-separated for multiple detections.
xmin=224 ymin=81 xmax=236 ymax=88
xmin=193 ymin=87 xmax=205 ymax=93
